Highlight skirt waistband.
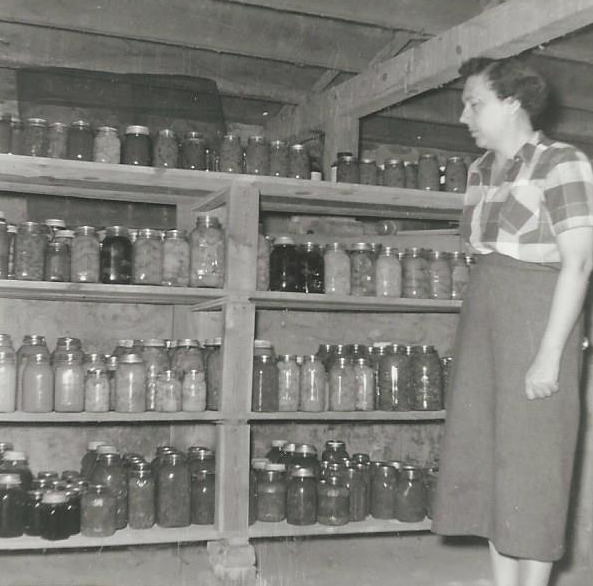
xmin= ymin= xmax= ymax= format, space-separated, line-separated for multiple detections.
xmin=475 ymin=252 xmax=560 ymax=273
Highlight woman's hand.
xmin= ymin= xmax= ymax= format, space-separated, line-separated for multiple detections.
xmin=525 ymin=353 xmax=560 ymax=400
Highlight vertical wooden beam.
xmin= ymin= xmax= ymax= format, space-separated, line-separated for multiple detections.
xmin=323 ymin=114 xmax=360 ymax=180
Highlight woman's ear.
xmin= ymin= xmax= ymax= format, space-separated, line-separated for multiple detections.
xmin=504 ymin=96 xmax=522 ymax=116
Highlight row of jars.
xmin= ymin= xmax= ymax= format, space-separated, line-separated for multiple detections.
xmin=250 ymin=440 xmax=438 ymax=526
xmin=332 ymin=151 xmax=468 ymax=193
xmin=252 ymin=340 xmax=450 ymax=413
xmin=0 ymin=441 xmax=215 ymax=539
xmin=0 ymin=335 xmax=223 ymax=413
xmin=263 ymin=238 xmax=472 ymax=300
xmin=0 ymin=214 xmax=224 ymax=287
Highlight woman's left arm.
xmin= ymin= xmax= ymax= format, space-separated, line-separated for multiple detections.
xmin=525 ymin=226 xmax=593 ymax=399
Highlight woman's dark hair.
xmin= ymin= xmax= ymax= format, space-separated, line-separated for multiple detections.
xmin=459 ymin=57 xmax=549 ymax=119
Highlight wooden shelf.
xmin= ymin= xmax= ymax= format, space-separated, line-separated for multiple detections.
xmin=0 ymin=525 xmax=220 ymax=551
xmin=249 ymin=411 xmax=445 ymax=421
xmin=0 ymin=411 xmax=223 ymax=423
xmin=249 ymin=517 xmax=432 ymax=539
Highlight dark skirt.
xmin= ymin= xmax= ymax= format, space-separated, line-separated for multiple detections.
xmin=431 ymin=253 xmax=583 ymax=562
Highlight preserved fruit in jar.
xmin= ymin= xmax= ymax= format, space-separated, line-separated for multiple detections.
xmin=93 ymin=126 xmax=120 ymax=164
xmin=404 ymin=161 xmax=418 ymax=189
xmin=81 ymin=483 xmax=117 ymax=537
xmin=71 ymin=225 xmax=100 ymax=283
xmin=100 ymin=226 xmax=132 ymax=284
xmin=181 ymin=131 xmax=206 ymax=170
xmin=157 ymin=453 xmax=190 ymax=527
xmin=0 ymin=473 xmax=24 ymax=537
xmin=324 ymin=243 xmax=350 ymax=295
xmin=219 ymin=134 xmax=242 ymax=173
xmin=378 ymin=345 xmax=411 ymax=411
xmin=371 ymin=463 xmax=396 ymax=519
xmin=122 ymin=125 xmax=151 ymax=166
xmin=359 ymin=158 xmax=377 ymax=185
xmin=336 ymin=154 xmax=359 ymax=184
xmin=142 ymin=339 xmax=169 ymax=411
xmin=417 ymin=153 xmax=440 ymax=191
xmin=22 ymin=352 xmax=53 ymax=413
xmin=444 ymin=156 xmax=467 ymax=193
xmin=252 ymin=355 xmax=279 ymax=412
xmin=67 ymin=120 xmax=93 ymax=161
xmin=349 ymin=243 xmax=375 ymax=296
xmin=245 ymin=135 xmax=269 ymax=175
xmin=256 ymin=467 xmax=286 ymax=522
xmin=9 ymin=118 xmax=23 ymax=156
xmin=44 ymin=241 xmax=70 ymax=282
xmin=39 ymin=491 xmax=69 ymax=540
xmin=54 ymin=353 xmax=85 ymax=412
xmin=428 ymin=250 xmax=452 ymax=299
xmin=91 ymin=453 xmax=127 ymax=529
xmin=128 ymin=464 xmax=155 ymax=529
xmin=153 ymin=129 xmax=178 ymax=168
xmin=353 ymin=357 xmax=374 ymax=411
xmin=132 ymin=228 xmax=164 ymax=285
xmin=47 ymin=122 xmax=67 ymax=159
xmin=395 ymin=466 xmax=426 ymax=522
xmin=383 ymin=159 xmax=406 ymax=188
xmin=155 ymin=370 xmax=181 ymax=412
xmin=189 ymin=215 xmax=225 ymax=288
xmin=409 ymin=345 xmax=443 ymax=410
xmin=277 ymin=354 xmax=300 ymax=412
xmin=15 ymin=221 xmax=46 ymax=281
xmin=84 ymin=369 xmax=110 ymax=412
xmin=329 ymin=357 xmax=356 ymax=411
xmin=317 ymin=476 xmax=349 ymax=526
xmin=299 ymin=355 xmax=326 ymax=412
xmin=270 ymin=236 xmax=301 ymax=292
xmin=269 ymin=140 xmax=288 ymax=177
xmin=288 ymin=144 xmax=309 ymax=179
xmin=182 ymin=369 xmax=207 ymax=411
xmin=115 ymin=354 xmax=146 ymax=412
xmin=162 ymin=229 xmax=190 ymax=287
xmin=286 ymin=468 xmax=316 ymax=525
xmin=402 ymin=248 xmax=430 ymax=299
xmin=375 ymin=246 xmax=401 ymax=297
xmin=342 ymin=465 xmax=367 ymax=521
xmin=191 ymin=470 xmax=215 ymax=524
xmin=23 ymin=118 xmax=48 ymax=157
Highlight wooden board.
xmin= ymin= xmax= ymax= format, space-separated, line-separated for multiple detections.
xmin=248 ymin=411 xmax=445 ymax=421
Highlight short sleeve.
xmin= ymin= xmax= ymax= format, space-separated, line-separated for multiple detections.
xmin=544 ymin=147 xmax=593 ymax=235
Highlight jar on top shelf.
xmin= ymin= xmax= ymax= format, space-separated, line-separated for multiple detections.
xmin=336 ymin=153 xmax=359 ymax=184
xmin=122 ymin=125 xmax=151 ymax=166
xmin=181 ymin=131 xmax=206 ymax=170
xmin=417 ymin=153 xmax=440 ymax=191
xmin=189 ymin=214 xmax=225 ymax=288
xmin=245 ymin=135 xmax=269 ymax=175
xmin=383 ymin=159 xmax=406 ymax=188
xmin=219 ymin=134 xmax=243 ymax=173
xmin=359 ymin=158 xmax=378 ymax=185
xmin=153 ymin=129 xmax=178 ymax=169
xmin=9 ymin=118 xmax=23 ymax=156
xmin=23 ymin=118 xmax=48 ymax=157
xmin=405 ymin=161 xmax=418 ymax=189
xmin=93 ymin=126 xmax=121 ymax=164
xmin=269 ymin=140 xmax=289 ymax=177
xmin=288 ymin=144 xmax=309 ymax=179
xmin=67 ymin=120 xmax=93 ymax=161
xmin=47 ymin=122 xmax=67 ymax=159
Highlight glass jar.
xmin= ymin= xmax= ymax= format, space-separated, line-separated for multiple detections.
xmin=15 ymin=221 xmax=46 ymax=281
xmin=378 ymin=345 xmax=411 ymax=411
xmin=189 ymin=214 xmax=225 ymax=288
xmin=0 ymin=335 xmax=16 ymax=412
xmin=206 ymin=338 xmax=222 ymax=411
xmin=100 ymin=226 xmax=132 ymax=284
xmin=409 ymin=345 xmax=443 ymax=411
xmin=252 ymin=354 xmax=279 ymax=412
xmin=299 ymin=355 xmax=326 ymax=412
xmin=288 ymin=144 xmax=309 ymax=180
xmin=23 ymin=118 xmax=48 ymax=157
xmin=317 ymin=476 xmax=349 ymax=526
xmin=245 ymin=135 xmax=269 ymax=175
xmin=44 ymin=241 xmax=70 ymax=282
xmin=444 ymin=156 xmax=467 ymax=193
xmin=402 ymin=247 xmax=430 ymax=299
xmin=6 ymin=223 xmax=16 ymax=279
xmin=171 ymin=339 xmax=204 ymax=380
xmin=341 ymin=465 xmax=367 ymax=522
xmin=65 ymin=488 xmax=82 ymax=535
xmin=424 ymin=465 xmax=438 ymax=520
xmin=429 ymin=250 xmax=452 ymax=299
xmin=54 ymin=353 xmax=84 ymax=412
xmin=115 ymin=354 xmax=146 ymax=413
xmin=276 ymin=355 xmax=300 ymax=412
xmin=324 ymin=243 xmax=351 ymax=295
xmin=0 ymin=473 xmax=24 ymax=537
xmin=329 ymin=357 xmax=356 ymax=411
xmin=151 ymin=446 xmax=177 ymax=478
xmin=24 ymin=489 xmax=43 ymax=536
xmin=67 ymin=120 xmax=93 ymax=161
xmin=291 ymin=445 xmax=320 ymax=479
xmin=350 ymin=243 xmax=375 ymax=296
xmin=0 ymin=114 xmax=11 ymax=154
xmin=162 ymin=229 xmax=190 ymax=287
xmin=22 ymin=352 xmax=53 ymax=413
xmin=256 ymin=229 xmax=271 ymax=291
xmin=0 ymin=220 xmax=8 ymax=279
xmin=383 ymin=159 xmax=406 ymax=187
xmin=321 ymin=440 xmax=349 ymax=465
xmin=71 ymin=225 xmax=100 ymax=283
xmin=353 ymin=357 xmax=374 ymax=411
xmin=52 ymin=336 xmax=84 ymax=364
xmin=128 ymin=464 xmax=155 ymax=529
xmin=47 ymin=122 xmax=67 ymax=159
xmin=191 ymin=469 xmax=215 ymax=525
xmin=269 ymin=236 xmax=301 ymax=292
xmin=90 ymin=453 xmax=127 ymax=529
xmin=219 ymin=134 xmax=242 ymax=173
xmin=450 ymin=251 xmax=470 ymax=300
xmin=336 ymin=154 xmax=359 ymax=184
xmin=181 ymin=131 xmax=206 ymax=170
xmin=371 ymin=463 xmax=396 ymax=519
xmin=256 ymin=467 xmax=286 ymax=522
xmin=132 ymin=228 xmax=163 ymax=285
xmin=395 ymin=466 xmax=426 ymax=522
xmin=157 ymin=453 xmax=190 ymax=527
xmin=80 ymin=441 xmax=105 ymax=479
xmin=81 ymin=483 xmax=117 ymax=537
xmin=17 ymin=335 xmax=49 ymax=409
xmin=155 ymin=370 xmax=181 ymax=412
xmin=39 ymin=491 xmax=69 ymax=540
xmin=84 ymin=368 xmax=110 ymax=413
xmin=299 ymin=242 xmax=324 ymax=294
xmin=441 ymin=356 xmax=453 ymax=399
xmin=404 ymin=161 xmax=418 ymax=189
xmin=375 ymin=246 xmax=401 ymax=297
xmin=0 ymin=452 xmax=32 ymax=492
xmin=122 ymin=125 xmax=151 ymax=166
xmin=359 ymin=158 xmax=378 ymax=185
xmin=141 ymin=339 xmax=169 ymax=411
xmin=286 ymin=468 xmax=316 ymax=526
xmin=269 ymin=140 xmax=288 ymax=177
xmin=93 ymin=126 xmax=120 ymax=164
xmin=417 ymin=153 xmax=440 ymax=191
xmin=9 ymin=118 xmax=23 ymax=155
xmin=153 ymin=129 xmax=178 ymax=168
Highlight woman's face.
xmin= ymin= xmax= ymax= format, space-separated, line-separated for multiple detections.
xmin=460 ymin=73 xmax=516 ymax=151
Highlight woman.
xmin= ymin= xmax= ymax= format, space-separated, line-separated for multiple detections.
xmin=432 ymin=57 xmax=593 ymax=586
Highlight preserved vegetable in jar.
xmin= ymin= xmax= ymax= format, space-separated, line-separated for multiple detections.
xmin=189 ymin=214 xmax=225 ymax=288
xmin=395 ymin=466 xmax=426 ymax=522
xmin=299 ymin=355 xmax=326 ymax=412
xmin=115 ymin=354 xmax=146 ymax=413
xmin=383 ymin=159 xmax=406 ymax=187
xmin=317 ymin=476 xmax=349 ymax=526
xmin=90 ymin=453 xmax=127 ymax=529
xmin=191 ymin=470 xmax=215 ymax=524
xmin=157 ymin=453 xmax=190 ymax=527
xmin=22 ymin=352 xmax=53 ymax=413
xmin=71 ymin=226 xmax=100 ymax=283
xmin=142 ymin=339 xmax=169 ymax=411
xmin=155 ymin=370 xmax=181 ymax=412
xmin=206 ymin=339 xmax=222 ymax=410
xmin=269 ymin=140 xmax=288 ymax=177
xmin=371 ymin=463 xmax=396 ymax=519
xmin=219 ymin=134 xmax=242 ymax=173
xmin=444 ymin=156 xmax=467 ymax=193
xmin=402 ymin=248 xmax=430 ymax=299
xmin=100 ymin=226 xmax=132 ymax=284
xmin=9 ymin=118 xmax=23 ymax=156
xmin=341 ymin=465 xmax=367 ymax=522
xmin=252 ymin=355 xmax=279 ymax=412
xmin=375 ymin=246 xmax=401 ymax=297
xmin=153 ymin=129 xmax=178 ymax=168
xmin=336 ymin=154 xmax=359 ymax=184
xmin=428 ymin=250 xmax=452 ymax=299
xmin=286 ymin=468 xmax=316 ymax=525
xmin=181 ymin=131 xmax=206 ymax=170
xmin=54 ymin=353 xmax=85 ymax=412
xmin=269 ymin=236 xmax=301 ymax=292
xmin=81 ymin=483 xmax=116 ymax=537
xmin=354 ymin=357 xmax=374 ymax=411
xmin=122 ymin=125 xmax=151 ymax=166
xmin=128 ymin=464 xmax=155 ymax=529
xmin=359 ymin=158 xmax=377 ymax=185
xmin=350 ymin=243 xmax=375 ymax=296
xmin=0 ymin=452 xmax=32 ymax=492
xmin=450 ymin=251 xmax=470 ymax=300
xmin=93 ymin=126 xmax=120 ymax=164
xmin=15 ymin=221 xmax=46 ymax=281
xmin=162 ymin=229 xmax=190 ymax=287
xmin=23 ymin=118 xmax=48 ymax=157
xmin=409 ymin=345 xmax=443 ymax=411
xmin=67 ymin=120 xmax=93 ymax=161
xmin=245 ymin=135 xmax=269 ymax=175
xmin=132 ymin=228 xmax=164 ymax=285
xmin=0 ymin=473 xmax=24 ymax=537
xmin=404 ymin=162 xmax=418 ymax=189
xmin=47 ymin=122 xmax=67 ymax=159
xmin=324 ymin=243 xmax=350 ymax=295
xmin=256 ymin=229 xmax=271 ymax=291
xmin=288 ymin=144 xmax=309 ymax=179
xmin=84 ymin=369 xmax=110 ymax=412
xmin=256 ymin=467 xmax=286 ymax=522
xmin=300 ymin=242 xmax=324 ymax=293
xmin=44 ymin=241 xmax=70 ymax=282
xmin=417 ymin=153 xmax=440 ymax=191
xmin=292 ymin=445 xmax=320 ymax=479
xmin=378 ymin=345 xmax=411 ymax=411
xmin=171 ymin=339 xmax=204 ymax=380
xmin=277 ymin=355 xmax=300 ymax=412
xmin=329 ymin=357 xmax=356 ymax=411
xmin=182 ymin=369 xmax=207 ymax=411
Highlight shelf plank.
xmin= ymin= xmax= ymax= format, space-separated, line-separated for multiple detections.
xmin=250 ymin=291 xmax=462 ymax=312
xmin=0 ymin=411 xmax=224 ymax=423
xmin=0 ymin=526 xmax=220 ymax=551
xmin=249 ymin=410 xmax=445 ymax=421
xmin=249 ymin=518 xmax=432 ymax=539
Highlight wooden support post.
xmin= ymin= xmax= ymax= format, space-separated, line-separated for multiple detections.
xmin=323 ymin=114 xmax=359 ymax=181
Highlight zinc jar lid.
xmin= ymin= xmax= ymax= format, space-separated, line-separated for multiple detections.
xmin=251 ymin=458 xmax=269 ymax=470
xmin=271 ymin=440 xmax=287 ymax=448
xmin=350 ymin=242 xmax=372 ymax=252
xmin=96 ymin=126 xmax=118 ymax=134
xmin=125 ymin=125 xmax=150 ymax=135
xmin=49 ymin=122 xmax=66 ymax=130
xmin=42 ymin=491 xmax=68 ymax=504
xmin=274 ymin=236 xmax=295 ymax=246
xmin=265 ymin=463 xmax=286 ymax=472
xmin=177 ymin=338 xmax=200 ymax=347
xmin=55 ymin=229 xmax=74 ymax=239
xmin=360 ymin=158 xmax=375 ymax=164
xmin=87 ymin=441 xmax=106 ymax=451
xmin=291 ymin=468 xmax=315 ymax=478
xmin=143 ymin=339 xmax=166 ymax=347
xmin=119 ymin=353 xmax=144 ymax=364
xmin=97 ymin=445 xmax=119 ymax=455
xmin=295 ymin=444 xmax=317 ymax=455
xmin=70 ymin=120 xmax=91 ymax=128
xmin=3 ymin=450 xmax=26 ymax=461
xmin=26 ymin=118 xmax=48 ymax=126
xmin=0 ymin=473 xmax=21 ymax=486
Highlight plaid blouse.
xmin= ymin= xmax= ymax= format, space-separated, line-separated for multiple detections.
xmin=460 ymin=131 xmax=593 ymax=263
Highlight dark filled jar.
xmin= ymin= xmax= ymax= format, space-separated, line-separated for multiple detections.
xmin=292 ymin=444 xmax=321 ymax=479
xmin=299 ymin=242 xmax=324 ymax=293
xmin=269 ymin=140 xmax=289 ymax=177
xmin=288 ymin=144 xmax=309 ymax=179
xmin=252 ymin=354 xmax=279 ymax=412
xmin=265 ymin=441 xmax=286 ymax=464
xmin=424 ymin=465 xmax=438 ymax=520
xmin=395 ymin=466 xmax=426 ymax=522
xmin=269 ymin=236 xmax=301 ymax=292
xmin=181 ymin=131 xmax=206 ymax=170
xmin=80 ymin=441 xmax=106 ymax=479
xmin=383 ymin=159 xmax=406 ymax=188
xmin=157 ymin=452 xmax=190 ymax=527
xmin=128 ymin=462 xmax=155 ymax=529
xmin=0 ymin=452 xmax=33 ymax=492
xmin=286 ymin=468 xmax=316 ymax=526
xmin=378 ymin=345 xmax=411 ymax=411
xmin=256 ymin=465 xmax=286 ymax=522
xmin=23 ymin=118 xmax=48 ymax=157
xmin=317 ymin=476 xmax=349 ymax=526
xmin=191 ymin=469 xmax=215 ymax=525
xmin=39 ymin=491 xmax=69 ymax=540
xmin=0 ymin=114 xmax=11 ymax=154
xmin=67 ymin=120 xmax=93 ymax=161
xmin=359 ymin=158 xmax=377 ymax=185
xmin=322 ymin=440 xmax=349 ymax=465
xmin=122 ymin=125 xmax=151 ymax=166
xmin=65 ymin=489 xmax=82 ymax=536
xmin=0 ymin=473 xmax=24 ymax=537
xmin=444 ymin=156 xmax=467 ymax=193
xmin=409 ymin=345 xmax=443 ymax=411
xmin=336 ymin=153 xmax=359 ymax=184
xmin=24 ymin=489 xmax=43 ymax=536
xmin=404 ymin=161 xmax=418 ymax=189
xmin=371 ymin=463 xmax=396 ymax=519
xmin=100 ymin=226 xmax=132 ymax=284
xmin=417 ymin=154 xmax=440 ymax=191
xmin=245 ymin=135 xmax=269 ymax=175
xmin=153 ymin=129 xmax=179 ymax=168
xmin=206 ymin=338 xmax=222 ymax=411
xmin=81 ymin=483 xmax=116 ymax=537
xmin=44 ymin=241 xmax=70 ymax=282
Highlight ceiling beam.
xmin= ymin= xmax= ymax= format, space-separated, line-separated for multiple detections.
xmin=266 ymin=0 xmax=593 ymax=140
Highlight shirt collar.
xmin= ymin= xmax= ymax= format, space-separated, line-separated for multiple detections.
xmin=477 ymin=130 xmax=545 ymax=172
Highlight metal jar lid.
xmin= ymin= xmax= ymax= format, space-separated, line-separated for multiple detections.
xmin=251 ymin=458 xmax=269 ymax=470
xmin=0 ymin=473 xmax=21 ymax=486
xmin=271 ymin=440 xmax=287 ymax=448
xmin=125 ymin=125 xmax=150 ymax=135
xmin=291 ymin=468 xmax=315 ymax=478
xmin=3 ymin=450 xmax=26 ymax=461
xmin=119 ymin=353 xmax=144 ymax=364
xmin=274 ymin=236 xmax=295 ymax=246
xmin=143 ymin=339 xmax=166 ymax=347
xmin=42 ymin=490 xmax=68 ymax=504
xmin=70 ymin=120 xmax=91 ymax=128
xmin=265 ymin=463 xmax=286 ymax=472
xmin=350 ymin=242 xmax=372 ymax=252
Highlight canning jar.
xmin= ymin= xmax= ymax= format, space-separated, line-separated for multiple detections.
xmin=395 ymin=466 xmax=426 ymax=522
xmin=378 ymin=344 xmax=411 ymax=411
xmin=38 ymin=491 xmax=69 ymax=540
xmin=122 ymin=125 xmax=151 ymax=166
xmin=0 ymin=335 xmax=16 ymax=412
xmin=219 ymin=134 xmax=242 ymax=173
xmin=288 ymin=144 xmax=309 ymax=179
xmin=450 ymin=251 xmax=470 ymax=300
xmin=81 ymin=483 xmax=116 ymax=537
xmin=65 ymin=488 xmax=82 ymax=535
xmin=90 ymin=453 xmax=127 ymax=529
xmin=191 ymin=469 xmax=215 ymax=525
xmin=155 ymin=370 xmax=181 ymax=412
xmin=324 ymin=243 xmax=350 ymax=295
xmin=409 ymin=345 xmax=443 ymax=410
xmin=318 ymin=476 xmax=349 ymax=526
xmin=252 ymin=355 xmax=279 ymax=412
xmin=171 ymin=339 xmax=204 ymax=380
xmin=100 ymin=226 xmax=132 ymax=284
xmin=329 ymin=357 xmax=356 ymax=411
xmin=371 ymin=463 xmax=396 ymax=519
xmin=444 ymin=156 xmax=467 ymax=193
xmin=353 ymin=357 xmax=374 ymax=411
xmin=299 ymin=242 xmax=324 ymax=293
xmin=0 ymin=220 xmax=8 ymax=279
xmin=256 ymin=466 xmax=286 ymax=522
xmin=128 ymin=463 xmax=155 ymax=529
xmin=151 ymin=446 xmax=177 ymax=478
xmin=6 ymin=223 xmax=15 ymax=279
xmin=23 ymin=118 xmax=48 ymax=157
xmin=383 ymin=159 xmax=406 ymax=187
xmin=350 ymin=243 xmax=375 ymax=296
xmin=9 ymin=118 xmax=23 ymax=156
xmin=269 ymin=140 xmax=289 ymax=177
xmin=292 ymin=444 xmax=320 ymax=479
xmin=181 ymin=131 xmax=206 ymax=170
xmin=286 ymin=468 xmax=316 ymax=525
xmin=299 ymin=355 xmax=326 ymax=412
xmin=189 ymin=214 xmax=225 ymax=288
xmin=141 ymin=339 xmax=169 ymax=411
xmin=17 ymin=335 xmax=48 ymax=408
xmin=162 ymin=229 xmax=190 ymax=286
xmin=71 ymin=226 xmax=100 ymax=283
xmin=132 ymin=228 xmax=163 ymax=285
xmin=153 ymin=129 xmax=178 ymax=168
xmin=418 ymin=153 xmax=440 ymax=190
xmin=206 ymin=338 xmax=222 ymax=410
xmin=0 ymin=452 xmax=32 ymax=492
xmin=44 ymin=241 xmax=70 ymax=282
xmin=245 ymin=135 xmax=269 ymax=175
xmin=52 ymin=336 xmax=84 ymax=364
xmin=428 ymin=250 xmax=452 ymax=299
xmin=277 ymin=354 xmax=300 ymax=412
xmin=424 ymin=465 xmax=438 ymax=520
xmin=256 ymin=229 xmax=271 ymax=291
xmin=402 ymin=247 xmax=430 ymax=299
xmin=157 ymin=453 xmax=190 ymax=527
xmin=93 ymin=126 xmax=120 ymax=163
xmin=269 ymin=236 xmax=301 ymax=292
xmin=375 ymin=246 xmax=401 ymax=297
xmin=47 ymin=122 xmax=67 ymax=159
xmin=22 ymin=352 xmax=53 ymax=412
xmin=359 ymin=158 xmax=378 ymax=185
xmin=115 ymin=354 xmax=146 ymax=413
xmin=336 ymin=154 xmax=359 ymax=184
xmin=80 ymin=441 xmax=105 ymax=480
xmin=321 ymin=440 xmax=349 ymax=465
xmin=15 ymin=221 xmax=46 ymax=281
xmin=0 ymin=115 xmax=11 ymax=154
xmin=0 ymin=473 xmax=24 ymax=537
xmin=54 ymin=353 xmax=85 ymax=412
xmin=24 ymin=489 xmax=43 ymax=536
xmin=264 ymin=442 xmax=285 ymax=465
xmin=67 ymin=120 xmax=93 ymax=161
xmin=404 ymin=161 xmax=418 ymax=189
xmin=325 ymin=344 xmax=348 ymax=372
